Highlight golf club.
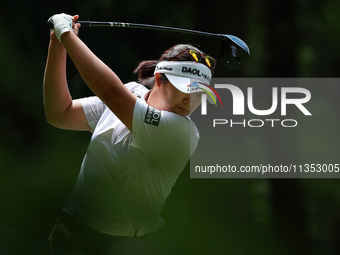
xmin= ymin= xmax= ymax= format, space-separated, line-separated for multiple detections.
xmin=47 ymin=20 xmax=250 ymax=70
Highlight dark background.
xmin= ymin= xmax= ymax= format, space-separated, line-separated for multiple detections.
xmin=1 ymin=0 xmax=340 ymax=254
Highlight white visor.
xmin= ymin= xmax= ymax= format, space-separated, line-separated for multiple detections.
xmin=154 ymin=61 xmax=216 ymax=104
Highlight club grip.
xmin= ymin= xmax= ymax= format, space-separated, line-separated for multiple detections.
xmin=46 ymin=20 xmax=54 ymax=30
xmin=77 ymin=21 xmax=92 ymax=27
xmin=45 ymin=20 xmax=91 ymax=30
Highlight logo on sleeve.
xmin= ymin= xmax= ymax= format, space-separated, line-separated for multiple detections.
xmin=145 ymin=106 xmax=161 ymax=126
xmin=132 ymin=90 xmax=142 ymax=98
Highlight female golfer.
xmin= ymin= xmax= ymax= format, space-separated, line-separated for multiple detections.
xmin=44 ymin=14 xmax=217 ymax=255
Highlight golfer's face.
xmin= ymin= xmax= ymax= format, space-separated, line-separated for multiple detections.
xmin=163 ymin=81 xmax=203 ymax=116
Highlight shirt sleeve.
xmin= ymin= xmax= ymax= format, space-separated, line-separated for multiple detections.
xmin=132 ymin=98 xmax=199 ymax=164
xmin=79 ymin=96 xmax=106 ymax=130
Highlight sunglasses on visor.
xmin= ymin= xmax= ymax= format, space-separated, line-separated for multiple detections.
xmin=173 ymin=48 xmax=217 ymax=69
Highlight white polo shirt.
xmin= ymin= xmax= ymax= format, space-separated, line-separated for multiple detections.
xmin=63 ymin=82 xmax=199 ymax=236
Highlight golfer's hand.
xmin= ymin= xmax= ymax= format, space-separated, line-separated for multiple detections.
xmin=49 ymin=14 xmax=80 ymax=42
xmin=72 ymin=15 xmax=81 ymax=37
xmin=48 ymin=13 xmax=80 ymax=41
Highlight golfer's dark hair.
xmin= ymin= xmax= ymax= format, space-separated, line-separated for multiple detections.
xmin=134 ymin=44 xmax=212 ymax=89
xmin=133 ymin=60 xmax=159 ymax=89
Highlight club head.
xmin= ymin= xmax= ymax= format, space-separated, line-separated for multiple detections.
xmin=219 ymin=35 xmax=250 ymax=70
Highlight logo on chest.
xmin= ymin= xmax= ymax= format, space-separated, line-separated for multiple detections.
xmin=145 ymin=106 xmax=161 ymax=126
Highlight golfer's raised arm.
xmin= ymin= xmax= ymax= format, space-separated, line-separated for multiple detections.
xmin=61 ymin=31 xmax=137 ymax=130
xmin=47 ymin=13 xmax=137 ymax=131
xmin=43 ymin=29 xmax=91 ymax=131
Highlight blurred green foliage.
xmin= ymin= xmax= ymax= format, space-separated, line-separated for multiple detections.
xmin=1 ymin=0 xmax=340 ymax=254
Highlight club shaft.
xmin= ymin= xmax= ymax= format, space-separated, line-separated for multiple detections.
xmin=77 ymin=21 xmax=224 ymax=39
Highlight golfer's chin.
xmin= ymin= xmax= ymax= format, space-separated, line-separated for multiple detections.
xmin=173 ymin=106 xmax=190 ymax=116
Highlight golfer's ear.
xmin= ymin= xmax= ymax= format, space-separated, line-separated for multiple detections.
xmin=155 ymin=73 xmax=162 ymax=86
